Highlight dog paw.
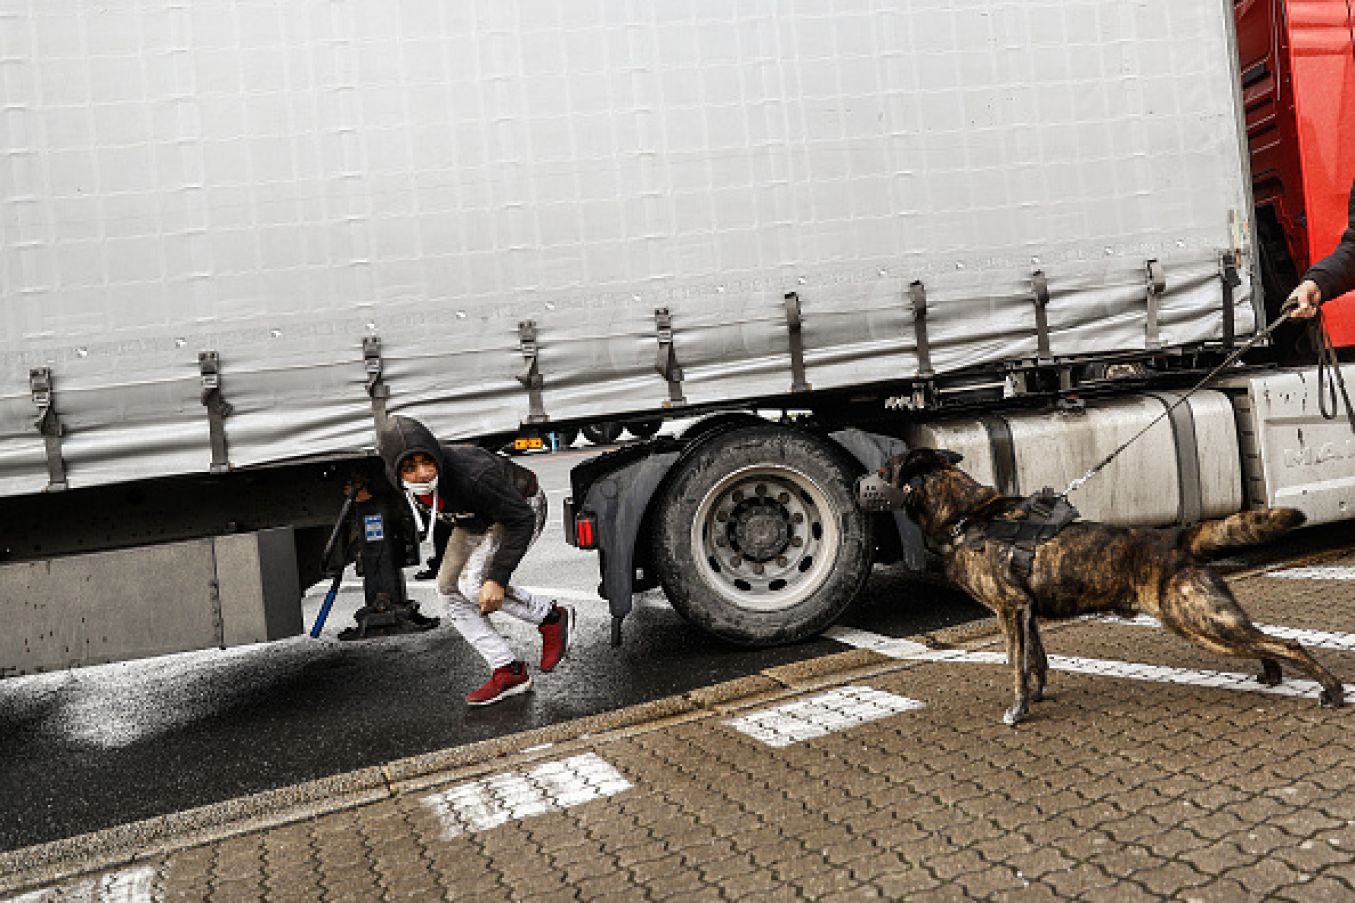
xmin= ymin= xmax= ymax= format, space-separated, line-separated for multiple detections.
xmin=1319 ymin=689 xmax=1345 ymax=709
xmin=1254 ymin=672 xmax=1282 ymax=687
xmin=1003 ymin=706 xmax=1026 ymax=727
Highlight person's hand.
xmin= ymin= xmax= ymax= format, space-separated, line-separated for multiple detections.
xmin=1286 ymin=280 xmax=1323 ymax=319
xmin=479 ymin=580 xmax=506 ymax=614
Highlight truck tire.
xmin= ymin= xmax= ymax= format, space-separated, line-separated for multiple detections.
xmin=582 ymin=421 xmax=623 ymax=445
xmin=625 ymin=419 xmax=662 ymax=439
xmin=651 ymin=425 xmax=872 ymax=646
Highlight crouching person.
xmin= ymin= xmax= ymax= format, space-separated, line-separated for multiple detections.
xmin=377 ymin=415 xmax=573 ymax=705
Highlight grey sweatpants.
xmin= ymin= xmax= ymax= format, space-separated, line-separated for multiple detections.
xmin=434 ymin=490 xmax=550 ymax=669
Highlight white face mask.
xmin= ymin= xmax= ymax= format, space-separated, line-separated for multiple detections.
xmin=402 ymin=475 xmax=438 ymax=496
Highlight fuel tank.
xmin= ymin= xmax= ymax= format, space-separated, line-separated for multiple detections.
xmin=901 ymin=391 xmax=1244 ymax=527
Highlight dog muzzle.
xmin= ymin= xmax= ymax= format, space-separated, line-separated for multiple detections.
xmin=855 ymin=472 xmax=910 ymax=512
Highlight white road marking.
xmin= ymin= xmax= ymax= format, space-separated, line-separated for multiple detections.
xmin=3 ymin=866 xmax=155 ymax=903
xmin=100 ymin=868 xmax=155 ymax=903
xmin=1267 ymin=566 xmax=1355 ymax=581
xmin=1090 ymin=614 xmax=1355 ymax=652
xmin=422 ymin=753 xmax=630 ymax=840
xmin=825 ymin=627 xmax=1355 ymax=701
xmin=824 ymin=628 xmax=933 ymax=659
xmin=725 ymin=686 xmax=925 ymax=748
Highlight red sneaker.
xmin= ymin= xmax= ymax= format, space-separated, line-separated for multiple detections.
xmin=538 ymin=605 xmax=573 ymax=673
xmin=465 ymin=662 xmax=532 ymax=706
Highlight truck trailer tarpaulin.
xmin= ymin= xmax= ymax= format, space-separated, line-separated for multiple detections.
xmin=1 ymin=0 xmax=1259 ymax=496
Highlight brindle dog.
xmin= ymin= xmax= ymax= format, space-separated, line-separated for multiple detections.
xmin=881 ymin=447 xmax=1347 ymax=725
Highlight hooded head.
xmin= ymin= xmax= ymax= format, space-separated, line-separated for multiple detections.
xmin=376 ymin=415 xmax=443 ymax=495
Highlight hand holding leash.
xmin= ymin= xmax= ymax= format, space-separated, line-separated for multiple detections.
xmin=1284 ymin=280 xmax=1322 ymax=320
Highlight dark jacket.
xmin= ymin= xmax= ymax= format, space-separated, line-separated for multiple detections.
xmin=376 ymin=415 xmax=538 ymax=587
xmin=1305 ymin=178 xmax=1355 ymax=304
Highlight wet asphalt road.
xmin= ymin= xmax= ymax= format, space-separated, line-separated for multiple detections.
xmin=5 ymin=442 xmax=1352 ymax=855
xmin=0 ymin=443 xmax=989 ymax=855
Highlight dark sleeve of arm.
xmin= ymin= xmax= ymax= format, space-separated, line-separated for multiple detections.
xmin=469 ymin=475 xmax=537 ymax=586
xmin=1305 ymin=181 xmax=1355 ymax=302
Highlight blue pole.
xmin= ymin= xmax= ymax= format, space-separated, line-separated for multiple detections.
xmin=310 ymin=485 xmax=359 ymax=639
xmin=310 ymin=571 xmax=344 ymax=638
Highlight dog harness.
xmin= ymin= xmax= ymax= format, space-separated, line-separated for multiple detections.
xmin=951 ymin=488 xmax=1080 ymax=582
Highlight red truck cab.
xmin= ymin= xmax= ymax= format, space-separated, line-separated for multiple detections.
xmin=1236 ymin=0 xmax=1355 ymax=343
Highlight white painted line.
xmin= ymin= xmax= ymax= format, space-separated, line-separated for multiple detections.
xmin=101 ymin=868 xmax=155 ymax=903
xmin=824 ymin=627 xmax=934 ymax=659
xmin=1091 ymin=614 xmax=1355 ymax=652
xmin=1267 ymin=566 xmax=1355 ymax=581
xmin=422 ymin=753 xmax=630 ymax=840
xmin=825 ymin=627 xmax=1355 ymax=702
xmin=725 ymin=686 xmax=926 ymax=748
xmin=3 ymin=866 xmax=155 ymax=903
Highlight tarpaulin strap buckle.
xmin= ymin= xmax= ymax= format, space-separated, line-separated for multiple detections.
xmin=654 ymin=308 xmax=686 ymax=407
xmin=198 ymin=351 xmax=233 ymax=474
xmin=1145 ymin=259 xmax=1166 ymax=352
xmin=29 ymin=367 xmax=68 ymax=492
xmin=363 ymin=336 xmax=389 ymax=430
xmin=784 ymin=292 xmax=811 ymax=393
xmin=909 ymin=281 xmax=934 ymax=379
xmin=1218 ymin=250 xmax=1241 ymax=349
xmin=1031 ymin=270 xmax=1052 ymax=364
xmin=517 ymin=320 xmax=548 ymax=424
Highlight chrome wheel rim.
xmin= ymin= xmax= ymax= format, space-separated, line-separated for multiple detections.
xmin=690 ymin=464 xmax=842 ymax=612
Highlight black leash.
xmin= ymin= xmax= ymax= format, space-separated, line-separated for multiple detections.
xmin=1062 ymin=305 xmax=1354 ymax=498
xmin=1312 ymin=306 xmax=1355 ymax=430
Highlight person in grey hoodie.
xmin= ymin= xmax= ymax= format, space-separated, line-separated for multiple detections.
xmin=1289 ymin=178 xmax=1355 ymax=320
xmin=377 ymin=415 xmax=573 ymax=705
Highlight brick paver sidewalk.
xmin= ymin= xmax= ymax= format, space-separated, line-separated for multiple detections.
xmin=3 ymin=563 xmax=1353 ymax=901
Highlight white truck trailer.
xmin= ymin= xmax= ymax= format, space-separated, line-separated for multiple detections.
xmin=3 ymin=0 xmax=1352 ymax=672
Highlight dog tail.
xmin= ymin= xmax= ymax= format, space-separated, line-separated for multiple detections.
xmin=1183 ymin=508 xmax=1306 ymax=559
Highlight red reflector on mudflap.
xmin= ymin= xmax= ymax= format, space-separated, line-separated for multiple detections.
xmin=576 ymin=515 xmax=597 ymax=550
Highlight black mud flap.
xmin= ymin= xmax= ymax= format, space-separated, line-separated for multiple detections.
xmin=829 ymin=427 xmax=927 ymax=571
xmin=578 ymin=449 xmax=682 ymax=645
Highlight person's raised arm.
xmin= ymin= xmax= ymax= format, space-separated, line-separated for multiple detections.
xmin=1290 ymin=179 xmax=1355 ymax=320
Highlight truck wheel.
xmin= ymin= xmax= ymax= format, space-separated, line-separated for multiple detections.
xmin=582 ymin=422 xmax=623 ymax=445
xmin=651 ymin=425 xmax=872 ymax=646
xmin=625 ymin=419 xmax=662 ymax=439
